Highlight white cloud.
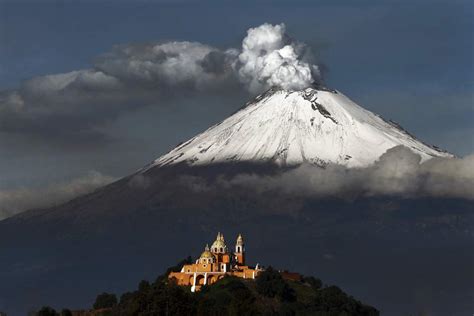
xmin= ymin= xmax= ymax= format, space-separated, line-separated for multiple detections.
xmin=182 ymin=146 xmax=474 ymax=200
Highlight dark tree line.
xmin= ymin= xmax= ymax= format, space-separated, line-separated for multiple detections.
xmin=34 ymin=307 xmax=72 ymax=316
xmin=35 ymin=260 xmax=379 ymax=316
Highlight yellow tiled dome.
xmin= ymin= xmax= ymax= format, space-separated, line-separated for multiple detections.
xmin=200 ymin=250 xmax=214 ymax=259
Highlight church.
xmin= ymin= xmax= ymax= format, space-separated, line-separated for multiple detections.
xmin=168 ymin=232 xmax=264 ymax=292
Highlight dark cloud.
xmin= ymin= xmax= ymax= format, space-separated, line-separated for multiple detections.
xmin=199 ymin=51 xmax=233 ymax=74
xmin=94 ymin=41 xmax=237 ymax=90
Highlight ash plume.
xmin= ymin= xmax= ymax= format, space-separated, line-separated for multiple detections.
xmin=0 ymin=23 xmax=320 ymax=143
xmin=236 ymin=23 xmax=320 ymax=93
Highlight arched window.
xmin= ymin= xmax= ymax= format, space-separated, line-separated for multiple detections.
xmin=220 ymin=247 xmax=223 ymax=252
xmin=214 ymin=248 xmax=218 ymax=252
xmin=237 ymin=246 xmax=241 ymax=252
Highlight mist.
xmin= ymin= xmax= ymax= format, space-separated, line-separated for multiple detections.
xmin=0 ymin=171 xmax=115 ymax=220
xmin=181 ymin=146 xmax=474 ymax=200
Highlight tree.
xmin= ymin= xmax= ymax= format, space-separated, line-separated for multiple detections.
xmin=93 ymin=292 xmax=118 ymax=309
xmin=256 ymin=266 xmax=296 ymax=302
xmin=119 ymin=291 xmax=134 ymax=305
xmin=303 ymin=276 xmax=323 ymax=290
xmin=36 ymin=306 xmax=58 ymax=316
xmin=138 ymin=280 xmax=151 ymax=292
xmin=311 ymin=285 xmax=379 ymax=315
xmin=60 ymin=309 xmax=72 ymax=316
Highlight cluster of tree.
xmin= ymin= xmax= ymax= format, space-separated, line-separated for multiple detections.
xmin=93 ymin=293 xmax=118 ymax=309
xmin=33 ymin=307 xmax=72 ymax=316
xmin=255 ymin=267 xmax=296 ymax=302
xmin=35 ymin=259 xmax=379 ymax=316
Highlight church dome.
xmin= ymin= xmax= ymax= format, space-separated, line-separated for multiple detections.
xmin=200 ymin=250 xmax=214 ymax=259
xmin=211 ymin=239 xmax=226 ymax=249
xmin=211 ymin=232 xmax=228 ymax=253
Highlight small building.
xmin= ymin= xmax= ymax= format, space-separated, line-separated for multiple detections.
xmin=169 ymin=232 xmax=264 ymax=292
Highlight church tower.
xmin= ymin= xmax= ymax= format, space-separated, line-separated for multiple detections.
xmin=234 ymin=233 xmax=245 ymax=265
xmin=211 ymin=232 xmax=230 ymax=271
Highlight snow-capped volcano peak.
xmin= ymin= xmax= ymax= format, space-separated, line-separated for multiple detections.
xmin=150 ymin=87 xmax=452 ymax=168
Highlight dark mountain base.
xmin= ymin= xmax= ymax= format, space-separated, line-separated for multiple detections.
xmin=0 ymin=163 xmax=473 ymax=315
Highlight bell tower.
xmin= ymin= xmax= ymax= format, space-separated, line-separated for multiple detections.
xmin=234 ymin=233 xmax=245 ymax=265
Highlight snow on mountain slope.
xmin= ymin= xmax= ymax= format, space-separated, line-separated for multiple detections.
xmin=149 ymin=87 xmax=452 ymax=169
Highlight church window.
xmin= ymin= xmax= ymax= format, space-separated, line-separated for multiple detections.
xmin=220 ymin=247 xmax=223 ymax=252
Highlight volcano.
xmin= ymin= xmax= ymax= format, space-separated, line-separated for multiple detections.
xmin=0 ymin=87 xmax=471 ymax=316
xmin=149 ymin=87 xmax=451 ymax=170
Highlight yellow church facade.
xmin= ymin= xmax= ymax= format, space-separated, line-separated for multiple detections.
xmin=169 ymin=232 xmax=264 ymax=292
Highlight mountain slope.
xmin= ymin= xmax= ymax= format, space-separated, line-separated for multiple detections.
xmin=0 ymin=87 xmax=470 ymax=316
xmin=149 ymin=87 xmax=452 ymax=169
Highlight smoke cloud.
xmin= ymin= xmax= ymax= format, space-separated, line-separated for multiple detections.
xmin=94 ymin=41 xmax=238 ymax=91
xmin=0 ymin=23 xmax=320 ymax=143
xmin=0 ymin=171 xmax=115 ymax=220
xmin=181 ymin=146 xmax=474 ymax=200
xmin=236 ymin=23 xmax=320 ymax=93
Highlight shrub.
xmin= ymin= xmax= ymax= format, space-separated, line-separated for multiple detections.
xmin=36 ymin=306 xmax=58 ymax=316
xmin=60 ymin=309 xmax=72 ymax=316
xmin=93 ymin=292 xmax=117 ymax=309
xmin=256 ymin=266 xmax=296 ymax=302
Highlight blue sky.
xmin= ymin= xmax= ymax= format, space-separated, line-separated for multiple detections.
xmin=0 ymin=0 xmax=472 ymax=214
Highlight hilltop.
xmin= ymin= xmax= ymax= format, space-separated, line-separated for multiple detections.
xmin=35 ymin=260 xmax=379 ymax=316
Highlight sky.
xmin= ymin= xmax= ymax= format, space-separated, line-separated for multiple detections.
xmin=0 ymin=0 xmax=473 ymax=217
